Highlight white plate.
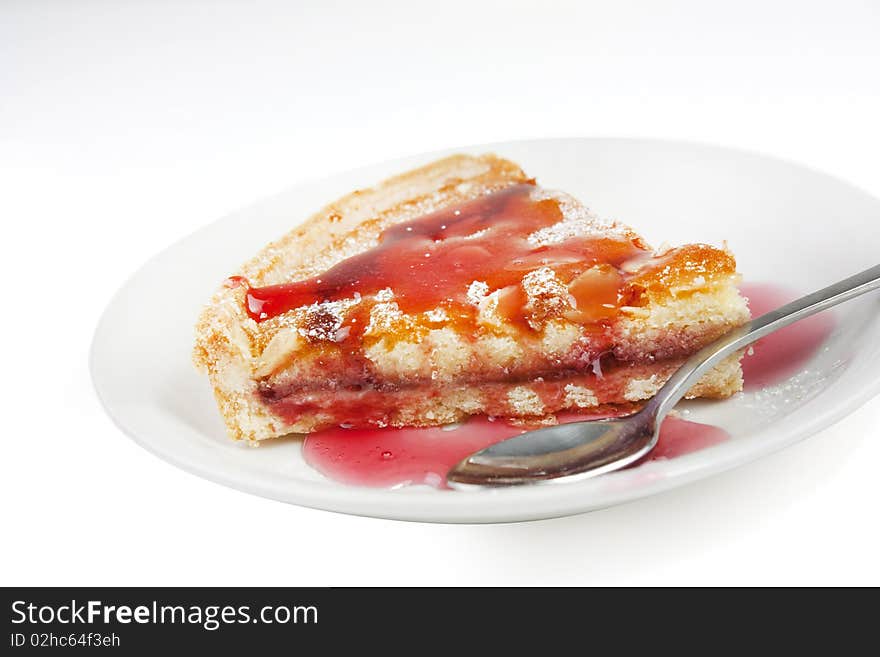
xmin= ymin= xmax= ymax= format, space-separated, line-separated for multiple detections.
xmin=91 ymin=138 xmax=880 ymax=523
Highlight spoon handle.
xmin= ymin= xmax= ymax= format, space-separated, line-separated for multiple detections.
xmin=643 ymin=263 xmax=880 ymax=421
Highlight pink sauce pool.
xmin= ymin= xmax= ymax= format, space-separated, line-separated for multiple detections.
xmin=303 ymin=414 xmax=728 ymax=489
xmin=302 ymin=282 xmax=833 ymax=489
xmin=739 ymin=283 xmax=835 ymax=390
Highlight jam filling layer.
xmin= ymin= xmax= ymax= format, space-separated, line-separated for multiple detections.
xmin=257 ymin=354 xmax=679 ymax=430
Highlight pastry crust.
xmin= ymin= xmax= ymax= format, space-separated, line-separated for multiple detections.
xmin=194 ymin=154 xmax=749 ymax=442
xmin=194 ymin=155 xmax=532 ymax=441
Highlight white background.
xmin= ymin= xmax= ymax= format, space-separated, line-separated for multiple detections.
xmin=2 ymin=0 xmax=879 ymax=585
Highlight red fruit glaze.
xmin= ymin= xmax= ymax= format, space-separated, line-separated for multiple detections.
xmin=240 ymin=184 xmax=646 ymax=322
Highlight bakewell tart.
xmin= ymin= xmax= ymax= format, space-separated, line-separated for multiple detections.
xmin=194 ymin=154 xmax=750 ymax=442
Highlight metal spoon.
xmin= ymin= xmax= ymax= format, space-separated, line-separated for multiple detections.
xmin=447 ymin=263 xmax=880 ymax=488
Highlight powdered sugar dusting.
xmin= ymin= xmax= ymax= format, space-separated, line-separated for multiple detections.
xmin=365 ymin=300 xmax=411 ymax=336
xmin=466 ymin=280 xmax=490 ymax=305
xmin=740 ymin=355 xmax=845 ymax=419
xmin=375 ymin=287 xmax=394 ymax=302
xmin=527 ymin=189 xmax=634 ymax=246
xmin=521 ymin=266 xmax=566 ymax=299
xmin=425 ymin=308 xmax=449 ymax=322
xmin=299 ymin=300 xmax=347 ymax=341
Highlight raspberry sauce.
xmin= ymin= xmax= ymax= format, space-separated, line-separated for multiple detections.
xmin=739 ymin=283 xmax=834 ymax=390
xmin=302 ymin=414 xmax=728 ymax=489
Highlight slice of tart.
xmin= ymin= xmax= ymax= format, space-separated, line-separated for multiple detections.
xmin=194 ymin=154 xmax=749 ymax=442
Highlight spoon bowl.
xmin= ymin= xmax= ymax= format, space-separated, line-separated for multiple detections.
xmin=448 ymin=414 xmax=658 ymax=488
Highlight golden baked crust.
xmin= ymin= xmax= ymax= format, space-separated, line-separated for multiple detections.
xmin=194 ymin=155 xmax=532 ymax=441
xmin=194 ymin=154 xmax=749 ymax=442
